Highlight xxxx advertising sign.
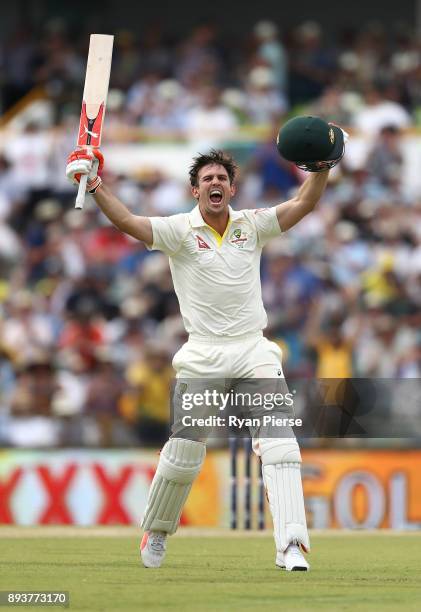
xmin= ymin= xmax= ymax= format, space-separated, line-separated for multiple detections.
xmin=1 ymin=449 xmax=421 ymax=528
xmin=0 ymin=450 xmax=221 ymax=526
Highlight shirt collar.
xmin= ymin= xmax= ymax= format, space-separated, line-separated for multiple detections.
xmin=189 ymin=205 xmax=245 ymax=228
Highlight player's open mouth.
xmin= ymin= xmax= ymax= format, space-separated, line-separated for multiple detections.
xmin=209 ymin=189 xmax=223 ymax=204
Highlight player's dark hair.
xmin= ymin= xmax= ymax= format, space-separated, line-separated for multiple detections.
xmin=189 ymin=149 xmax=237 ymax=187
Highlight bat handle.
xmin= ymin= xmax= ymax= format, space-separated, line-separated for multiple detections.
xmin=75 ymin=174 xmax=88 ymax=209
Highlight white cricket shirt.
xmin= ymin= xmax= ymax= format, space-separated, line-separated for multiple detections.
xmin=149 ymin=205 xmax=282 ymax=337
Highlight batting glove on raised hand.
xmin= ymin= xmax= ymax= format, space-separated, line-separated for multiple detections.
xmin=66 ymin=148 xmax=104 ymax=194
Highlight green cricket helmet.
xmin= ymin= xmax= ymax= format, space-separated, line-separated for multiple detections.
xmin=276 ymin=116 xmax=345 ymax=172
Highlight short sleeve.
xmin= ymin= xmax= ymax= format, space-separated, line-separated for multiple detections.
xmin=252 ymin=207 xmax=282 ymax=247
xmin=148 ymin=214 xmax=188 ymax=256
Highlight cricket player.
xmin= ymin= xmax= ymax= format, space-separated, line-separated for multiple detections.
xmin=66 ymin=116 xmax=347 ymax=572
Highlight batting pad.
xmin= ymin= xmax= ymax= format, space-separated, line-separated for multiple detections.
xmin=259 ymin=438 xmax=310 ymax=552
xmin=142 ymin=438 xmax=206 ymax=535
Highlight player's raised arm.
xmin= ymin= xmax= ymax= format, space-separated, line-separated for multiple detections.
xmin=66 ymin=148 xmax=153 ymax=245
xmin=275 ymin=170 xmax=330 ymax=232
xmin=275 ymin=116 xmax=348 ymax=232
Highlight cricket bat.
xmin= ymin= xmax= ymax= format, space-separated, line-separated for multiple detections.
xmin=75 ymin=34 xmax=114 ymax=209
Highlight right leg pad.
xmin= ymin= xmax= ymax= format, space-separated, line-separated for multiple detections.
xmin=142 ymin=438 xmax=206 ymax=535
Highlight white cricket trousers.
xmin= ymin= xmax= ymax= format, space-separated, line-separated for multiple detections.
xmin=171 ymin=331 xmax=295 ymax=441
xmin=173 ymin=331 xmax=284 ymax=379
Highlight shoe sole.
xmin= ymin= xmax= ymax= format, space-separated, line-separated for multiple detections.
xmin=140 ymin=554 xmax=163 ymax=569
xmin=276 ymin=564 xmax=309 ymax=571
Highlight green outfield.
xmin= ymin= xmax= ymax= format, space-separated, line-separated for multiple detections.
xmin=0 ymin=530 xmax=420 ymax=611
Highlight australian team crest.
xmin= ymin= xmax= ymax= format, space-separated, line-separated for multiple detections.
xmin=229 ymin=228 xmax=249 ymax=249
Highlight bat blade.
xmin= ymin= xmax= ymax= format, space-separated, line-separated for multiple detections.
xmin=75 ymin=33 xmax=114 ymax=209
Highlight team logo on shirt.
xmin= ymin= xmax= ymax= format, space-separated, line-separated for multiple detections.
xmin=229 ymin=228 xmax=249 ymax=249
xmin=195 ymin=234 xmax=211 ymax=250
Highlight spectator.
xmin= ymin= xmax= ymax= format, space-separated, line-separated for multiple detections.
xmin=366 ymin=125 xmax=404 ymax=188
xmin=289 ymin=21 xmax=336 ymax=105
xmin=121 ymin=342 xmax=172 ymax=446
xmin=252 ymin=20 xmax=288 ymax=92
xmin=244 ymin=67 xmax=287 ymax=126
xmin=84 ymin=348 xmax=127 ymax=446
xmin=354 ymin=313 xmax=416 ymax=376
xmin=306 ymin=86 xmax=354 ymax=126
xmin=4 ymin=122 xmax=54 ymax=226
xmin=245 ymin=120 xmax=299 ymax=203
xmin=305 ymin=302 xmax=354 ymax=378
xmin=263 ymin=244 xmax=322 ymax=375
xmin=184 ymin=85 xmax=238 ymax=144
xmin=0 ymin=26 xmax=37 ymax=111
xmin=7 ymin=356 xmax=60 ymax=447
xmin=0 ymin=291 xmax=56 ymax=365
xmin=353 ymin=83 xmax=412 ymax=136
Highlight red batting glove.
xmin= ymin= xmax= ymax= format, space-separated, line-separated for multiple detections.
xmin=66 ymin=148 xmax=104 ymax=193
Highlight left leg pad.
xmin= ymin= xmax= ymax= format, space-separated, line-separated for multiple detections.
xmin=259 ymin=438 xmax=310 ymax=552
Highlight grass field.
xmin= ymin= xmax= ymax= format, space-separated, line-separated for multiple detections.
xmin=0 ymin=529 xmax=420 ymax=611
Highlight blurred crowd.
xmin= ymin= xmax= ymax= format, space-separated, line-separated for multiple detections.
xmin=1 ymin=18 xmax=420 ymax=135
xmin=0 ymin=19 xmax=421 ymax=448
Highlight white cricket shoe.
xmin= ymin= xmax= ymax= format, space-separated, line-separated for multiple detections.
xmin=276 ymin=542 xmax=310 ymax=572
xmin=140 ymin=531 xmax=167 ymax=568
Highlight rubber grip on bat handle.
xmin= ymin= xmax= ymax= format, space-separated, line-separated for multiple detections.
xmin=75 ymin=174 xmax=88 ymax=209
